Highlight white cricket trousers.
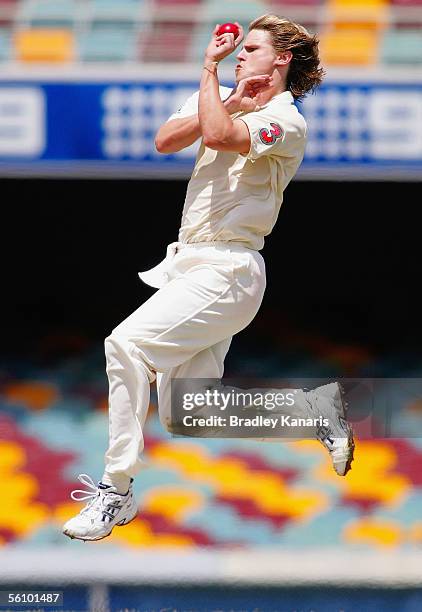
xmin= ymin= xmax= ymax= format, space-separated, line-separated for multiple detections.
xmin=103 ymin=242 xmax=316 ymax=481
xmin=103 ymin=242 xmax=267 ymax=478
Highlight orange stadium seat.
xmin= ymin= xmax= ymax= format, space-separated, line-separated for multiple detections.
xmin=320 ymin=28 xmax=379 ymax=64
xmin=14 ymin=28 xmax=74 ymax=62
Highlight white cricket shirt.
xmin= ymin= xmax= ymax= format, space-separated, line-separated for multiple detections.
xmin=167 ymin=86 xmax=307 ymax=251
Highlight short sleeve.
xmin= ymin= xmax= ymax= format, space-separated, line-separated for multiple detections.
xmin=166 ymin=86 xmax=234 ymax=122
xmin=166 ymin=91 xmax=200 ymax=122
xmin=238 ymin=108 xmax=307 ymax=161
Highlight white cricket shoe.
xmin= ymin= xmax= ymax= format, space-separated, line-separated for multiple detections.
xmin=63 ymin=474 xmax=138 ymax=542
xmin=305 ymin=382 xmax=355 ymax=476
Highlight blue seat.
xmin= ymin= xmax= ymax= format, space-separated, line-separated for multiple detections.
xmin=91 ymin=0 xmax=142 ymax=22
xmin=18 ymin=0 xmax=76 ymax=26
xmin=0 ymin=26 xmax=11 ymax=60
xmin=78 ymin=26 xmax=137 ymax=62
xmin=203 ymin=0 xmax=265 ymax=22
xmin=381 ymin=30 xmax=422 ymax=64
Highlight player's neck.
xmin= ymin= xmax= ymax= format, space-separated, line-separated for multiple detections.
xmin=255 ymin=85 xmax=287 ymax=107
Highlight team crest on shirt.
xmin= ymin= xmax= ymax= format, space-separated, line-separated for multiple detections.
xmin=259 ymin=122 xmax=283 ymax=145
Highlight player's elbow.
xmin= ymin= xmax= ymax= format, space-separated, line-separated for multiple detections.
xmin=203 ymin=135 xmax=226 ymax=150
xmin=155 ymin=135 xmax=172 ymax=154
xmin=202 ymin=126 xmax=235 ymax=150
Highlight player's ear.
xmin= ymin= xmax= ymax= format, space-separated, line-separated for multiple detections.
xmin=275 ymin=50 xmax=293 ymax=67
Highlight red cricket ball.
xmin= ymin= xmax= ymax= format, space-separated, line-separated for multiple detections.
xmin=217 ymin=23 xmax=240 ymax=38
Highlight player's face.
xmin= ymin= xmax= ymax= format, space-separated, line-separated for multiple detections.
xmin=235 ymin=29 xmax=278 ymax=82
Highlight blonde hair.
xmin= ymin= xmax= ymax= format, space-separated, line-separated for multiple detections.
xmin=249 ymin=14 xmax=325 ymax=100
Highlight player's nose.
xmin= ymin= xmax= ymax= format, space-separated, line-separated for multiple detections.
xmin=236 ymin=48 xmax=246 ymax=61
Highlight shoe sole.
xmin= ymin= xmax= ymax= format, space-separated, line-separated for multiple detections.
xmin=336 ymin=382 xmax=355 ymax=476
xmin=63 ymin=510 xmax=138 ymax=543
xmin=314 ymin=382 xmax=355 ymax=476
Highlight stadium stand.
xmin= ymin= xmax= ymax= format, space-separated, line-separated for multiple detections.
xmin=79 ymin=25 xmax=137 ymax=62
xmin=15 ymin=28 xmax=74 ymax=61
xmin=17 ymin=0 xmax=77 ymax=27
xmin=0 ymin=26 xmax=10 ymax=59
xmin=0 ymin=0 xmax=420 ymax=65
xmin=1 ymin=341 xmax=422 ymax=551
xmin=381 ymin=28 xmax=422 ymax=63
xmin=320 ymin=28 xmax=379 ymax=65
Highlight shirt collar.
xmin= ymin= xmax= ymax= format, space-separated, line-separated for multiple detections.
xmin=262 ymin=90 xmax=294 ymax=108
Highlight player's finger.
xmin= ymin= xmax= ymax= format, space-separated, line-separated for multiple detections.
xmin=213 ymin=24 xmax=220 ymax=36
xmin=252 ymin=77 xmax=272 ymax=87
xmin=247 ymin=74 xmax=272 ymax=82
xmin=234 ymin=22 xmax=244 ymax=43
xmin=217 ymin=33 xmax=235 ymax=44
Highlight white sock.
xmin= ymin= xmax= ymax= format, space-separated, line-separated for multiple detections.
xmin=101 ymin=472 xmax=131 ymax=495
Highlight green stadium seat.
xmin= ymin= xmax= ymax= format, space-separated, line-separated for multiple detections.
xmin=78 ymin=26 xmax=137 ymax=62
xmin=203 ymin=0 xmax=266 ymax=22
xmin=381 ymin=29 xmax=422 ymax=64
xmin=0 ymin=26 xmax=11 ymax=60
xmin=18 ymin=0 xmax=76 ymax=27
xmin=91 ymin=0 xmax=143 ymax=22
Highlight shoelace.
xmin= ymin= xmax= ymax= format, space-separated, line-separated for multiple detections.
xmin=70 ymin=474 xmax=101 ymax=501
xmin=70 ymin=473 xmax=121 ymax=519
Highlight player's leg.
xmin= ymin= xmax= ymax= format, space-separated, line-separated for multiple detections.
xmin=63 ymin=246 xmax=264 ymax=541
xmin=101 ymin=247 xmax=263 ymax=483
xmin=156 ymin=337 xmax=232 ymax=431
xmin=157 ymin=345 xmax=353 ymax=477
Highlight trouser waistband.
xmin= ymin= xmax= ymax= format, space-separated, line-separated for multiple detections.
xmin=176 ymin=241 xmax=255 ymax=252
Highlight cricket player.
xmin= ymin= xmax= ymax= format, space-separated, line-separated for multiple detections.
xmin=63 ymin=15 xmax=354 ymax=542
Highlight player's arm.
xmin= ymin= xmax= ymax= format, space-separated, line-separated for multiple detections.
xmin=198 ymin=24 xmax=268 ymax=154
xmin=154 ymin=92 xmax=248 ymax=154
xmin=199 ymin=72 xmax=251 ymax=154
xmin=155 ymin=115 xmax=201 ymax=154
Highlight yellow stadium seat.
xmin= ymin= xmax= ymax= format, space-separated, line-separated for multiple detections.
xmin=14 ymin=29 xmax=74 ymax=62
xmin=320 ymin=29 xmax=379 ymax=65
xmin=329 ymin=0 xmax=388 ymax=30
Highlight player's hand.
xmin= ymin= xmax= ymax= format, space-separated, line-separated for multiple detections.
xmin=204 ymin=23 xmax=244 ymax=63
xmin=224 ymin=75 xmax=273 ymax=113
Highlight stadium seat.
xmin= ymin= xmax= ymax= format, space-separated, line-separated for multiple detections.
xmin=155 ymin=0 xmax=200 ymax=4
xmin=189 ymin=21 xmax=249 ymax=64
xmin=14 ymin=28 xmax=74 ymax=62
xmin=78 ymin=26 xmax=137 ymax=62
xmin=18 ymin=0 xmax=76 ymax=27
xmin=391 ymin=0 xmax=422 ymax=5
xmin=140 ymin=21 xmax=194 ymax=62
xmin=0 ymin=0 xmax=17 ymax=28
xmin=0 ymin=26 xmax=11 ymax=60
xmin=319 ymin=28 xmax=379 ymax=64
xmin=328 ymin=0 xmax=388 ymax=31
xmin=268 ymin=0 xmax=322 ymax=5
xmin=380 ymin=29 xmax=422 ymax=64
xmin=91 ymin=0 xmax=142 ymax=23
xmin=203 ymin=0 xmax=266 ymax=23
